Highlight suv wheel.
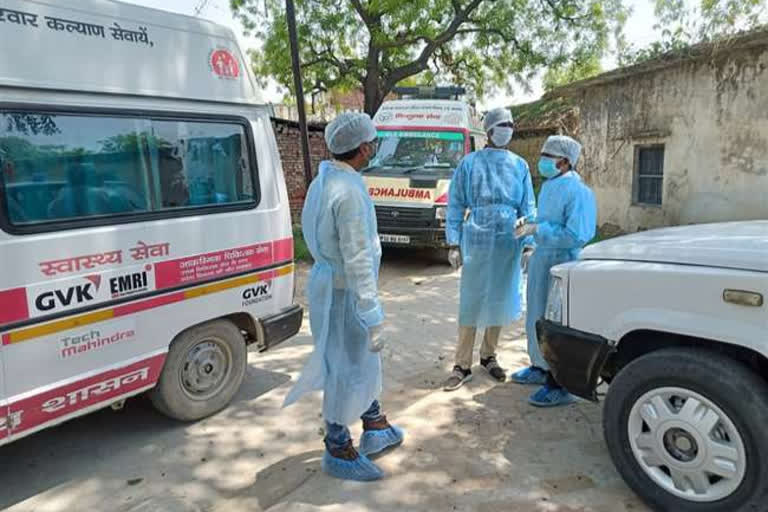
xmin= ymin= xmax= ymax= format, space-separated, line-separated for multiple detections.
xmin=603 ymin=348 xmax=768 ymax=511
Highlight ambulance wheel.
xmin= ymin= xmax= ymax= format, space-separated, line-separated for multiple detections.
xmin=150 ymin=319 xmax=247 ymax=421
xmin=431 ymin=248 xmax=451 ymax=265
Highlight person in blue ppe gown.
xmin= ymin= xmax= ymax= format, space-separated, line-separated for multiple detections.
xmin=442 ymin=107 xmax=536 ymax=392
xmin=283 ymin=113 xmax=403 ymax=481
xmin=511 ymin=135 xmax=597 ymax=407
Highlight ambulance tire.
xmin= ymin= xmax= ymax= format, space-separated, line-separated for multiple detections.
xmin=431 ymin=248 xmax=451 ymax=265
xmin=150 ymin=319 xmax=247 ymax=421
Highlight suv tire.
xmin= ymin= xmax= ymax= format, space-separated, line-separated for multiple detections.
xmin=603 ymin=347 xmax=768 ymax=511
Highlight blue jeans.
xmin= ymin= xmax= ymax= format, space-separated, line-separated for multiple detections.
xmin=325 ymin=400 xmax=381 ymax=451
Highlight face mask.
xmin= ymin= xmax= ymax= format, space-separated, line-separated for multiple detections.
xmin=538 ymin=156 xmax=560 ymax=178
xmin=490 ymin=126 xmax=513 ymax=147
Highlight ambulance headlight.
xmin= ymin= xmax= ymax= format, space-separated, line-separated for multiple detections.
xmin=435 ymin=207 xmax=446 ymax=220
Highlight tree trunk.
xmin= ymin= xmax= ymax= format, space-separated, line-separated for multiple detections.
xmin=363 ymin=85 xmax=384 ymax=116
xmin=362 ymin=50 xmax=385 ymax=116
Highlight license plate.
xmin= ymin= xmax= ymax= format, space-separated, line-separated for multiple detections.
xmin=380 ymin=234 xmax=411 ymax=244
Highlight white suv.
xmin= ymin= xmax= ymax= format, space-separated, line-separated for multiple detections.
xmin=537 ymin=221 xmax=768 ymax=511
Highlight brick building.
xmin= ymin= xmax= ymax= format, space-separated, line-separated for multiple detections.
xmin=270 ymin=117 xmax=330 ymax=221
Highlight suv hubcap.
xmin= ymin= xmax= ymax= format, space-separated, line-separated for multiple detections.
xmin=627 ymin=387 xmax=746 ymax=502
xmin=663 ymin=427 xmax=699 ymax=462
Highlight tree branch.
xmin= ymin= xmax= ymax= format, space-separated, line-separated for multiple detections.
xmin=540 ymin=0 xmax=587 ymax=23
xmin=377 ymin=33 xmax=431 ymax=49
xmin=349 ymin=0 xmax=379 ymax=26
xmin=455 ymin=27 xmax=522 ymax=47
xmin=384 ymin=0 xmax=485 ymax=88
xmin=301 ymin=56 xmax=339 ymax=68
xmin=301 ymin=42 xmax=364 ymax=82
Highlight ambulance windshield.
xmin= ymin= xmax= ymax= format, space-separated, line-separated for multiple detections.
xmin=366 ymin=130 xmax=465 ymax=174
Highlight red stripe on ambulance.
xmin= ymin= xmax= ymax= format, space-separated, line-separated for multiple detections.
xmin=273 ymin=238 xmax=294 ymax=263
xmin=0 ymin=288 xmax=29 ymax=325
xmin=7 ymin=353 xmax=166 ymax=436
xmin=154 ymin=241 xmax=275 ymax=289
xmin=0 ymin=238 xmax=294 ymax=330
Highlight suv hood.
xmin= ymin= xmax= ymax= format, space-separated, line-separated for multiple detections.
xmin=582 ymin=221 xmax=768 ymax=272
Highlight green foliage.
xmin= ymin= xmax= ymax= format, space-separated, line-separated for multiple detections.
xmin=232 ymin=0 xmax=628 ymax=114
xmin=0 ymin=136 xmax=43 ymax=163
xmin=586 ymin=231 xmax=605 ymax=246
xmin=509 ymin=96 xmax=576 ymax=124
xmin=0 ymin=136 xmax=91 ymax=164
xmin=620 ymin=0 xmax=767 ymax=65
xmin=99 ymin=133 xmax=170 ymax=154
xmin=3 ymin=113 xmax=60 ymax=137
xmin=293 ymin=224 xmax=311 ymax=262
xmin=656 ymin=0 xmax=766 ymax=40
xmin=533 ymin=179 xmax=542 ymax=197
xmin=543 ymin=54 xmax=603 ymax=90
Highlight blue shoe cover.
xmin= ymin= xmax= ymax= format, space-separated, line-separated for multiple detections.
xmin=510 ymin=366 xmax=548 ymax=385
xmin=528 ymin=385 xmax=576 ymax=407
xmin=321 ymin=450 xmax=384 ymax=481
xmin=359 ymin=425 xmax=405 ymax=456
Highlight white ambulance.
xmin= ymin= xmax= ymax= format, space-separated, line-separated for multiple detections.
xmin=365 ymin=88 xmax=485 ymax=249
xmin=0 ymin=0 xmax=301 ymax=444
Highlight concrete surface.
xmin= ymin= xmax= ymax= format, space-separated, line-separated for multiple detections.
xmin=0 ymin=252 xmax=648 ymax=512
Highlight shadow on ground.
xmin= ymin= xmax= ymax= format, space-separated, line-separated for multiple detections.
xmin=0 ymin=254 xmax=646 ymax=512
xmin=0 ymin=365 xmax=290 ymax=511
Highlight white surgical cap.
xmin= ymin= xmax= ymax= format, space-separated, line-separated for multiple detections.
xmin=542 ymin=135 xmax=582 ymax=168
xmin=325 ymin=112 xmax=377 ymax=154
xmin=483 ymin=108 xmax=513 ymax=132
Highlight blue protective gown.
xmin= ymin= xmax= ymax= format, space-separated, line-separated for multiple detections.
xmin=283 ymin=160 xmax=384 ymax=426
xmin=526 ymin=171 xmax=597 ymax=369
xmin=446 ymin=149 xmax=536 ymax=328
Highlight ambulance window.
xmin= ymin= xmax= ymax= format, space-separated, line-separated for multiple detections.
xmin=149 ymin=120 xmax=253 ymax=209
xmin=0 ymin=111 xmax=257 ymax=231
xmin=470 ymin=136 xmax=477 ymax=152
xmin=0 ymin=113 xmax=152 ymax=224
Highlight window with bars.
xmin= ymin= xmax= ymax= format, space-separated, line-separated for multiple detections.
xmin=633 ymin=145 xmax=664 ymax=206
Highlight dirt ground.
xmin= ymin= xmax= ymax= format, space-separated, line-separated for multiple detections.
xmin=0 ymin=251 xmax=649 ymax=512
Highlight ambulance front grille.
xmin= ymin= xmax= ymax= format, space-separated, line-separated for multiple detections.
xmin=375 ymin=206 xmax=434 ymax=228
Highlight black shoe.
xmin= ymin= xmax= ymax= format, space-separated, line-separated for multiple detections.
xmin=443 ymin=365 xmax=472 ymax=391
xmin=481 ymin=356 xmax=506 ymax=382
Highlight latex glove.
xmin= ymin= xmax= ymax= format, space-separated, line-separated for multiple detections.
xmin=448 ymin=247 xmax=462 ymax=270
xmin=515 ymin=218 xmax=538 ymax=239
xmin=521 ymin=247 xmax=534 ymax=274
xmin=368 ymin=325 xmax=386 ymax=352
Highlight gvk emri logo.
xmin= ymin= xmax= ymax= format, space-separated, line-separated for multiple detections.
xmin=109 ymin=270 xmax=149 ymax=299
xmin=35 ymin=275 xmax=101 ymax=312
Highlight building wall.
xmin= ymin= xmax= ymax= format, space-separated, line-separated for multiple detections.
xmin=509 ymin=134 xmax=551 ymax=190
xmin=509 ymin=135 xmax=549 ymax=169
xmin=271 ymin=119 xmax=330 ymax=221
xmin=574 ymin=44 xmax=768 ymax=234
